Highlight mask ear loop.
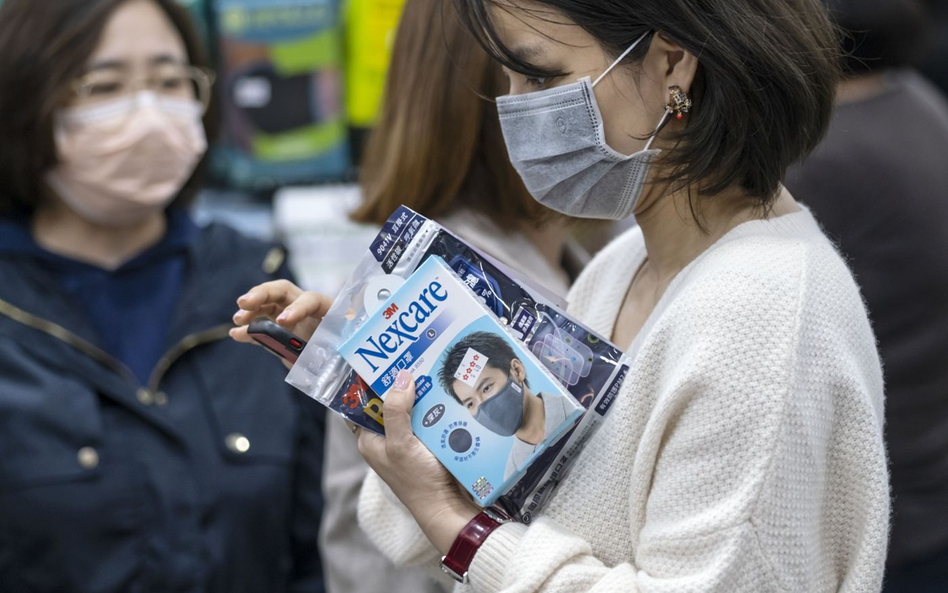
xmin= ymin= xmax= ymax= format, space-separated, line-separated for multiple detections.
xmin=644 ymin=109 xmax=672 ymax=151
xmin=592 ymin=31 xmax=651 ymax=88
xmin=590 ymin=31 xmax=665 ymax=150
xmin=590 ymin=30 xmax=671 ymax=151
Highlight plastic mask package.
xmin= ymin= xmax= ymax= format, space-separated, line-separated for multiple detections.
xmin=339 ymin=256 xmax=584 ymax=505
xmin=286 ymin=206 xmax=630 ymax=517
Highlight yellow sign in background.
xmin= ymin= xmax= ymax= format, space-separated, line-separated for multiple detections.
xmin=344 ymin=0 xmax=408 ymax=127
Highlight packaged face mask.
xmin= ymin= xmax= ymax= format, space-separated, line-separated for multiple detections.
xmin=286 ymin=206 xmax=629 ymax=517
xmin=495 ymin=305 xmax=626 ymax=521
xmin=339 ymin=256 xmax=584 ymax=505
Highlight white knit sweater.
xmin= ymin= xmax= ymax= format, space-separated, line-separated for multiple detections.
xmin=358 ymin=209 xmax=890 ymax=593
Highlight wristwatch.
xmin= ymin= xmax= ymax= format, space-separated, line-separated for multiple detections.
xmin=440 ymin=507 xmax=512 ymax=584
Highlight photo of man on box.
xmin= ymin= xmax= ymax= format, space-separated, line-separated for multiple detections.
xmin=439 ymin=332 xmax=576 ymax=480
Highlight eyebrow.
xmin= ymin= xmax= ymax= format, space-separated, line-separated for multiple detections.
xmin=509 ymin=43 xmax=546 ymax=63
xmin=474 ymin=375 xmax=493 ymax=393
xmin=85 ymin=59 xmax=126 ymax=73
xmin=150 ymin=54 xmax=186 ymax=66
xmin=84 ymin=54 xmax=186 ymax=73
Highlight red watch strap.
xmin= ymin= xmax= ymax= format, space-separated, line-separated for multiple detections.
xmin=440 ymin=509 xmax=508 ymax=583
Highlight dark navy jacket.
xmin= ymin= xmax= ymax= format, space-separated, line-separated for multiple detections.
xmin=0 ymin=219 xmax=326 ymax=593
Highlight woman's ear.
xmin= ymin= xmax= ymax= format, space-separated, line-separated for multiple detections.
xmin=510 ymin=359 xmax=527 ymax=383
xmin=651 ymin=32 xmax=699 ymax=95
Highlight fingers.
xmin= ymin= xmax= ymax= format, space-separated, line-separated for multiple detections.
xmin=232 ymin=280 xmax=333 ymax=336
xmin=356 ymin=428 xmax=387 ymax=471
xmin=383 ymin=370 xmax=416 ymax=449
xmin=228 ymin=325 xmax=254 ymax=344
xmin=235 ymin=280 xmax=303 ymax=318
xmin=232 ymin=303 xmax=281 ymax=327
xmin=275 ymin=291 xmax=334 ymax=327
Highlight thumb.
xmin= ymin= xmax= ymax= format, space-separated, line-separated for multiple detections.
xmin=383 ymin=370 xmax=416 ymax=447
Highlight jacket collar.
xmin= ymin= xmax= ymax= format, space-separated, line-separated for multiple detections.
xmin=0 ymin=209 xmax=218 ymax=349
xmin=0 ymin=213 xmax=276 ymax=444
xmin=0 ymin=208 xmax=199 ymax=271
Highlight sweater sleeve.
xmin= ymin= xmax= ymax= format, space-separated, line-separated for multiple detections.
xmin=358 ymin=236 xmax=888 ymax=593
xmin=357 ymin=470 xmax=443 ymax=568
xmin=465 ymin=242 xmax=814 ymax=593
xmin=468 ymin=517 xmax=779 ymax=592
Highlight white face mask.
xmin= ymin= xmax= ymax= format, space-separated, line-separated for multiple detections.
xmin=496 ymin=32 xmax=670 ymax=220
xmin=45 ymin=91 xmax=207 ymax=227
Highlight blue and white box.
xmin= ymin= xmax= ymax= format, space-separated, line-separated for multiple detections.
xmin=338 ymin=256 xmax=584 ymax=506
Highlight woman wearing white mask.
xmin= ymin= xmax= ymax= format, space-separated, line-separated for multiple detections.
xmin=0 ymin=1 xmax=326 ymax=591
xmin=232 ymin=0 xmax=890 ymax=591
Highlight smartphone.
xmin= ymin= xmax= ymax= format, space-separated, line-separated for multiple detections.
xmin=248 ymin=317 xmax=307 ymax=363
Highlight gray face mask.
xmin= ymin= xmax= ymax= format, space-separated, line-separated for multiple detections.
xmin=474 ymin=377 xmax=525 ymax=437
xmin=496 ymin=31 xmax=670 ymax=220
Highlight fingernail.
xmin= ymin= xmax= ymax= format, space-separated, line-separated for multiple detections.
xmin=277 ymin=310 xmax=290 ymax=322
xmin=237 ymin=293 xmax=249 ymax=303
xmin=394 ymin=370 xmax=412 ymax=391
xmin=232 ymin=310 xmax=243 ymax=322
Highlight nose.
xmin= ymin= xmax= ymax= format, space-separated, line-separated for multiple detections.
xmin=133 ymin=90 xmax=159 ymax=109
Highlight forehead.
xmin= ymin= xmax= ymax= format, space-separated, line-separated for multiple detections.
xmin=488 ymin=0 xmax=597 ymax=58
xmin=452 ymin=380 xmax=479 ymax=400
xmin=452 ymin=365 xmax=507 ymax=398
xmin=87 ymin=0 xmax=188 ymax=68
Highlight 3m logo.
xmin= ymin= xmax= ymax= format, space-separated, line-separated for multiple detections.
xmin=353 ymin=279 xmax=447 ymax=373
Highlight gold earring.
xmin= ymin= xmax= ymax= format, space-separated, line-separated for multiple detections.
xmin=667 ymin=85 xmax=692 ymax=120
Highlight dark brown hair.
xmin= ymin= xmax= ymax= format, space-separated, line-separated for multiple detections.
xmin=826 ymin=0 xmax=932 ymax=74
xmin=456 ymin=0 xmax=842 ymax=208
xmin=438 ymin=331 xmax=528 ymax=403
xmin=0 ymin=0 xmax=217 ymax=216
xmin=351 ymin=0 xmax=547 ymax=230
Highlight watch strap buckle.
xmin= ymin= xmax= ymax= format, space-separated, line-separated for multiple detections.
xmin=440 ymin=556 xmax=470 ymax=584
xmin=439 ymin=506 xmax=512 ymax=584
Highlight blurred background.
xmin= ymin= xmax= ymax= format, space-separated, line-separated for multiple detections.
xmin=157 ymin=0 xmax=948 ymax=291
xmin=1 ymin=0 xmax=946 ymax=591
xmin=1 ymin=0 xmax=940 ymax=295
xmin=176 ymin=0 xmax=404 ymax=296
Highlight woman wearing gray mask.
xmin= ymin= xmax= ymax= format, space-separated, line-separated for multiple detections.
xmin=233 ymin=0 xmax=890 ymax=591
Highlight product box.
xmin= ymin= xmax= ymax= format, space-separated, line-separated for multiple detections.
xmin=211 ymin=0 xmax=350 ymax=190
xmin=339 ymin=256 xmax=584 ymax=506
xmin=287 ymin=205 xmax=628 ymax=519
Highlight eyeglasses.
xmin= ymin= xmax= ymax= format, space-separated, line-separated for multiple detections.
xmin=70 ymin=64 xmax=215 ymax=113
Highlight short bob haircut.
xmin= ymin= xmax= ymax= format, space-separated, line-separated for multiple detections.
xmin=455 ymin=0 xmax=842 ymax=208
xmin=0 ymin=0 xmax=217 ymax=216
xmin=352 ymin=0 xmax=548 ymax=229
